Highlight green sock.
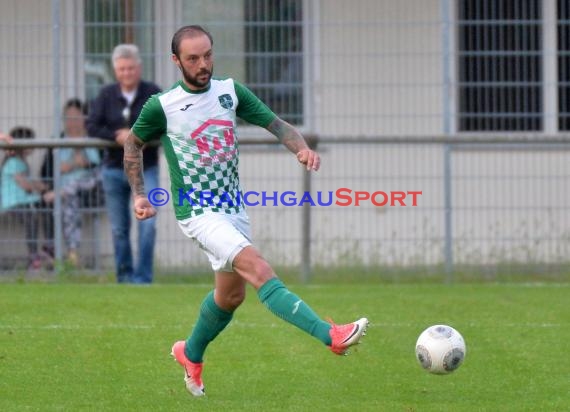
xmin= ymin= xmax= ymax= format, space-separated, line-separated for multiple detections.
xmin=257 ymin=278 xmax=332 ymax=346
xmin=185 ymin=290 xmax=233 ymax=363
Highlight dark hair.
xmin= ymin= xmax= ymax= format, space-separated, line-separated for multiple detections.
xmin=64 ymin=98 xmax=87 ymax=115
xmin=3 ymin=126 xmax=35 ymax=162
xmin=9 ymin=126 xmax=35 ymax=139
xmin=171 ymin=25 xmax=213 ymax=57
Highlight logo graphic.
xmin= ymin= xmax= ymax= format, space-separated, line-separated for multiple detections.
xmin=190 ymin=119 xmax=235 ymax=157
xmin=292 ymin=300 xmax=302 ymax=314
xmin=218 ymin=94 xmax=233 ymax=109
xmin=180 ymin=103 xmax=193 ymax=111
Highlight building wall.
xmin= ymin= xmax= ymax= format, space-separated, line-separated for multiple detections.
xmin=317 ymin=0 xmax=443 ymax=136
xmin=0 ymin=0 xmax=568 ymax=273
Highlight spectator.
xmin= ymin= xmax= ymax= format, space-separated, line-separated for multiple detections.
xmin=43 ymin=98 xmax=101 ymax=266
xmin=86 ymin=44 xmax=161 ymax=283
xmin=1 ymin=127 xmax=50 ymax=270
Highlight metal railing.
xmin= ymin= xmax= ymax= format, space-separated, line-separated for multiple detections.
xmin=1 ymin=135 xmax=569 ymax=281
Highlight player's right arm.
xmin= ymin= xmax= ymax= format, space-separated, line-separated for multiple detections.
xmin=124 ymin=132 xmax=155 ymax=220
xmin=125 ymin=93 xmax=166 ymax=220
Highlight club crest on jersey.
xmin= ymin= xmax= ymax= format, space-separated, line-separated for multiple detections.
xmin=218 ymin=94 xmax=233 ymax=109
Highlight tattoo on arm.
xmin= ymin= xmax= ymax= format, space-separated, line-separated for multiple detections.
xmin=123 ymin=133 xmax=146 ymax=197
xmin=267 ymin=117 xmax=308 ymax=155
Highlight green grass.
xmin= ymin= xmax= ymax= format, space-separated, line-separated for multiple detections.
xmin=1 ymin=282 xmax=569 ymax=411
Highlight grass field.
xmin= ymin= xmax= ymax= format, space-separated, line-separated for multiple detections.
xmin=0 ymin=281 xmax=568 ymax=411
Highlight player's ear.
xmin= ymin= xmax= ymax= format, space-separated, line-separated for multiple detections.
xmin=171 ymin=54 xmax=180 ymax=66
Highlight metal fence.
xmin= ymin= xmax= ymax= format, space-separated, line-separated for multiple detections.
xmin=1 ymin=0 xmax=569 ymax=280
xmin=1 ymin=136 xmax=568 ymax=281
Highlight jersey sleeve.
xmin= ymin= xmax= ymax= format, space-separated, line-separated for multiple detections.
xmin=234 ymin=81 xmax=277 ymax=128
xmin=131 ymin=94 xmax=167 ymax=143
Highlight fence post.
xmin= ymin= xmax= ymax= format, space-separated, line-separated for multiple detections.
xmin=51 ymin=0 xmax=64 ymax=267
xmin=300 ymin=135 xmax=317 ymax=283
xmin=443 ymin=145 xmax=453 ymax=280
xmin=441 ymin=0 xmax=454 ymax=281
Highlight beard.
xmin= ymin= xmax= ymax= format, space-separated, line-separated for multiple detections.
xmin=181 ymin=65 xmax=212 ymax=89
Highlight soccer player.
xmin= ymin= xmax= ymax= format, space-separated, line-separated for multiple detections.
xmin=123 ymin=25 xmax=368 ymax=397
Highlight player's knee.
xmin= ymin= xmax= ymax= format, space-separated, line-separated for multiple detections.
xmin=250 ymin=258 xmax=274 ymax=287
xmin=217 ymin=289 xmax=245 ymax=311
xmin=227 ymin=289 xmax=246 ymax=309
xmin=233 ymin=247 xmax=275 ymax=288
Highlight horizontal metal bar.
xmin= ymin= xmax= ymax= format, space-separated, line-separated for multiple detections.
xmin=313 ymin=135 xmax=570 ymax=144
xmin=0 ymin=137 xmax=280 ymax=149
xmin=2 ymin=135 xmax=570 ymax=149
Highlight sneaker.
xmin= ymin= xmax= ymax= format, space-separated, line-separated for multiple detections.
xmin=170 ymin=341 xmax=205 ymax=397
xmin=328 ymin=317 xmax=369 ymax=355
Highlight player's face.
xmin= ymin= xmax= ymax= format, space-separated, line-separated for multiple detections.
xmin=113 ymin=57 xmax=142 ymax=91
xmin=172 ymin=34 xmax=213 ymax=90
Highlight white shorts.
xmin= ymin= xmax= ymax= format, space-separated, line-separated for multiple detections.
xmin=177 ymin=210 xmax=252 ymax=272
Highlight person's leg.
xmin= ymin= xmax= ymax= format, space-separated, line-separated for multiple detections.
xmin=172 ymin=271 xmax=245 ymax=397
xmin=234 ymin=247 xmax=369 ymax=355
xmin=232 ymin=246 xmax=333 ymax=345
xmin=21 ymin=204 xmax=40 ymax=269
xmin=133 ymin=166 xmax=158 ymax=283
xmin=101 ymin=166 xmax=133 ymax=283
xmin=172 ymin=212 xmax=250 ymax=396
xmin=184 ymin=272 xmax=245 ymax=363
xmin=62 ymin=193 xmax=81 ymax=264
xmin=39 ymin=199 xmax=54 ymax=257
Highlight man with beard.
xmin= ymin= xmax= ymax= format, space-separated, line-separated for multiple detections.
xmin=123 ymin=25 xmax=368 ymax=397
xmin=87 ymin=44 xmax=161 ymax=284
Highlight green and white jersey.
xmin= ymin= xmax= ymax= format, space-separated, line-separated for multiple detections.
xmin=132 ymin=78 xmax=276 ymax=220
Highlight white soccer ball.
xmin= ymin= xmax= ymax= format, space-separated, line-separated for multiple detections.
xmin=415 ymin=324 xmax=466 ymax=374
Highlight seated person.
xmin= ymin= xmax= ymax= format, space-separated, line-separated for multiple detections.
xmin=1 ymin=127 xmax=49 ymax=270
xmin=43 ymin=98 xmax=101 ymax=266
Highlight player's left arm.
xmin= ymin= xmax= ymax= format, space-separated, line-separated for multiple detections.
xmin=124 ymin=132 xmax=156 ymax=220
xmin=266 ymin=117 xmax=320 ymax=171
xmin=234 ymin=80 xmax=320 ymax=171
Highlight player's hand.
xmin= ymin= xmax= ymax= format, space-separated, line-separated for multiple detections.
xmin=296 ymin=149 xmax=320 ymax=171
xmin=133 ymin=195 xmax=157 ymax=220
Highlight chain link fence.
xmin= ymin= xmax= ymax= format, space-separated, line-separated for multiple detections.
xmin=0 ymin=0 xmax=569 ymax=280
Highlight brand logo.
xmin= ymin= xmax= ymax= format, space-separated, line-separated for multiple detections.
xmin=218 ymin=94 xmax=233 ymax=109
xmin=180 ymin=103 xmax=193 ymax=111
xmin=292 ymin=300 xmax=302 ymax=314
